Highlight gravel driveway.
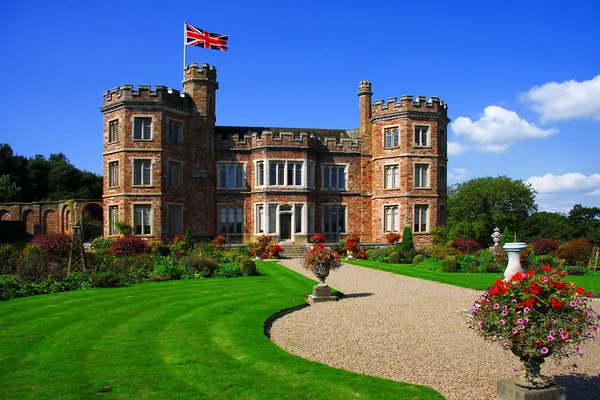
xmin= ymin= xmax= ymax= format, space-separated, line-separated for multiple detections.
xmin=268 ymin=260 xmax=600 ymax=400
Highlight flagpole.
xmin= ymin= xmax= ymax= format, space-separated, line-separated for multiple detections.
xmin=183 ymin=22 xmax=186 ymax=84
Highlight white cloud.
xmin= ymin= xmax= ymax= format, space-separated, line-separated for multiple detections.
xmin=451 ymin=106 xmax=558 ymax=152
xmin=522 ymin=75 xmax=600 ymax=122
xmin=448 ymin=142 xmax=467 ymax=155
xmin=526 ymin=172 xmax=600 ymax=194
xmin=448 ymin=168 xmax=469 ymax=183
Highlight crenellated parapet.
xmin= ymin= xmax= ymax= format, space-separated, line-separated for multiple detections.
xmin=102 ymin=84 xmax=193 ymax=111
xmin=183 ymin=62 xmax=218 ymax=85
xmin=371 ymin=95 xmax=448 ymax=118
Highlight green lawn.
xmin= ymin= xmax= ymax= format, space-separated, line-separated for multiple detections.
xmin=344 ymin=259 xmax=600 ymax=293
xmin=0 ymin=261 xmax=442 ymax=400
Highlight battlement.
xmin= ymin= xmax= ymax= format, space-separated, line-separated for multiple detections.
xmin=371 ymin=95 xmax=448 ymax=116
xmin=183 ymin=62 xmax=217 ymax=82
xmin=102 ymin=84 xmax=192 ymax=110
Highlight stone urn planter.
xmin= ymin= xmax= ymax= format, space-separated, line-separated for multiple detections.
xmin=511 ymin=348 xmax=553 ymax=389
xmin=302 ymin=244 xmax=342 ymax=304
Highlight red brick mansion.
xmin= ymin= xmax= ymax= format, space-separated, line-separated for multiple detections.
xmin=101 ymin=63 xmax=449 ymax=247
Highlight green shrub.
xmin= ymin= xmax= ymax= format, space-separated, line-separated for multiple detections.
xmin=178 ymin=255 xmax=218 ymax=278
xmin=412 ymin=257 xmax=443 ymax=271
xmin=91 ymin=271 xmax=125 ymax=288
xmin=388 ymin=252 xmax=400 ymax=264
xmin=331 ymin=242 xmax=345 ymax=255
xmin=564 ymin=265 xmax=587 ymax=276
xmin=235 ymin=255 xmax=248 ymax=264
xmin=485 ymin=263 xmax=500 ymax=273
xmin=0 ymin=244 xmax=20 ymax=274
xmin=441 ymin=256 xmax=458 ymax=272
xmin=412 ymin=254 xmax=425 ymax=266
xmin=149 ymin=241 xmax=171 ymax=256
xmin=91 ymin=237 xmax=113 ymax=252
xmin=530 ymin=253 xmax=561 ymax=270
xmin=213 ymin=262 xmax=243 ymax=278
xmin=366 ymin=249 xmax=375 ymax=260
xmin=62 ymin=273 xmax=92 ymax=290
xmin=422 ymin=244 xmax=461 ymax=259
xmin=240 ymin=259 xmax=257 ymax=276
xmin=468 ymin=263 xmax=479 ymax=273
xmin=399 ymin=226 xmax=414 ymax=252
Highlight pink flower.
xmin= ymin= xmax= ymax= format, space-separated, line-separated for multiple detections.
xmin=541 ymin=347 xmax=549 ymax=355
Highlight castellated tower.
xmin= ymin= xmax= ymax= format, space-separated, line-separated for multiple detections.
xmin=100 ymin=63 xmax=218 ymax=241
xmin=366 ymin=91 xmax=449 ymax=248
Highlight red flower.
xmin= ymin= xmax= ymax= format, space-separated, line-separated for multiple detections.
xmin=550 ymin=297 xmax=563 ymax=308
xmin=530 ymin=283 xmax=543 ymax=295
xmin=542 ymin=265 xmax=553 ymax=273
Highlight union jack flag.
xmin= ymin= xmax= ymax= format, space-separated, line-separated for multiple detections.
xmin=185 ymin=23 xmax=228 ymax=51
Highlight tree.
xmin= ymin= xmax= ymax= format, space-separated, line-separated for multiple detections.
xmin=568 ymin=204 xmax=600 ymax=245
xmin=0 ymin=175 xmax=20 ymax=202
xmin=447 ymin=176 xmax=537 ymax=245
xmin=521 ymin=211 xmax=573 ymax=243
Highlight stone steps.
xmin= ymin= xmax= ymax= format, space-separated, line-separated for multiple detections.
xmin=279 ymin=244 xmax=310 ymax=259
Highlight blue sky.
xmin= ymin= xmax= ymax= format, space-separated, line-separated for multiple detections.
xmin=1 ymin=0 xmax=599 ymax=213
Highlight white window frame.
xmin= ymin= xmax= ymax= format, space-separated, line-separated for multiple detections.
xmin=219 ymin=205 xmax=244 ymax=234
xmin=267 ymin=160 xmax=304 ymax=187
xmin=108 ymin=119 xmax=119 ymax=143
xmin=255 ymin=203 xmax=265 ymax=234
xmin=108 ymin=205 xmax=118 ymax=236
xmin=108 ymin=160 xmax=119 ymax=187
xmin=384 ymin=165 xmax=399 ymax=189
xmin=415 ymin=163 xmax=430 ymax=188
xmin=167 ymin=204 xmax=183 ymax=236
xmin=384 ymin=204 xmax=399 ymax=233
xmin=256 ymin=160 xmax=265 ymax=186
xmin=167 ymin=119 xmax=183 ymax=143
xmin=167 ymin=160 xmax=183 ymax=187
xmin=218 ymin=163 xmax=246 ymax=189
xmin=414 ymin=204 xmax=429 ymax=233
xmin=414 ymin=125 xmax=430 ymax=147
xmin=384 ymin=126 xmax=399 ymax=148
xmin=321 ymin=165 xmax=347 ymax=190
xmin=133 ymin=204 xmax=152 ymax=236
xmin=133 ymin=116 xmax=153 ymax=140
xmin=133 ymin=159 xmax=152 ymax=186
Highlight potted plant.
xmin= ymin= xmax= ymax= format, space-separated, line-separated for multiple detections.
xmin=249 ymin=235 xmax=282 ymax=260
xmin=343 ymin=230 xmax=360 ymax=259
xmin=302 ymin=243 xmax=342 ymax=286
xmin=468 ymin=266 xmax=600 ymax=388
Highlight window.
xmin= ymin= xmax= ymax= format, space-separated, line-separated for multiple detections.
xmin=414 ymin=126 xmax=429 ymax=147
xmin=268 ymin=204 xmax=277 ymax=233
xmin=167 ymin=161 xmax=182 ymax=187
xmin=133 ymin=159 xmax=151 ymax=186
xmin=439 ymin=204 xmax=446 ymax=226
xmin=219 ymin=206 xmax=243 ymax=234
xmin=294 ymin=204 xmax=303 ymax=233
xmin=308 ymin=162 xmax=315 ymax=188
xmin=108 ymin=120 xmax=119 ymax=142
xmin=322 ymin=165 xmax=346 ymax=190
xmin=384 ymin=127 xmax=399 ymax=148
xmin=168 ymin=120 xmax=182 ymax=143
xmin=384 ymin=205 xmax=399 ymax=232
xmin=219 ymin=164 xmax=244 ymax=188
xmin=439 ymin=128 xmax=447 ymax=154
xmin=256 ymin=161 xmax=264 ymax=186
xmin=323 ymin=205 xmax=346 ymax=233
xmin=108 ymin=161 xmax=119 ymax=187
xmin=415 ymin=164 xmax=429 ymax=188
xmin=134 ymin=204 xmax=151 ymax=235
xmin=167 ymin=205 xmax=183 ymax=236
xmin=108 ymin=205 xmax=118 ymax=235
xmin=414 ymin=204 xmax=429 ymax=233
xmin=133 ymin=117 xmax=152 ymax=140
xmin=439 ymin=165 xmax=446 ymax=191
xmin=256 ymin=204 xmax=265 ymax=233
xmin=268 ymin=161 xmax=302 ymax=186
xmin=384 ymin=165 xmax=399 ymax=189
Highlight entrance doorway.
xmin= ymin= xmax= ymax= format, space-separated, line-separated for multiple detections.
xmin=280 ymin=214 xmax=292 ymax=240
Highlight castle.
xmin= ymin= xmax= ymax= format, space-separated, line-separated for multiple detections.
xmin=101 ymin=63 xmax=449 ymax=248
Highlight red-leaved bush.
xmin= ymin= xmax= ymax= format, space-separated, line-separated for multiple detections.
xmin=451 ymin=238 xmax=481 ymax=253
xmin=556 ymin=238 xmax=592 ymax=266
xmin=30 ymin=233 xmax=71 ymax=261
xmin=109 ymin=236 xmax=149 ymax=257
xmin=530 ymin=238 xmax=561 ymax=255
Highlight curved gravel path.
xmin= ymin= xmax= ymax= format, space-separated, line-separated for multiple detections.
xmin=269 ymin=260 xmax=600 ymax=400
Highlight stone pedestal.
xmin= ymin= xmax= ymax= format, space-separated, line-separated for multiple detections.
xmin=308 ymin=284 xmax=338 ymax=304
xmin=498 ymin=380 xmax=565 ymax=400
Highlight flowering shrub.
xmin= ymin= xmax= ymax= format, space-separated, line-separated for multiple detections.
xmin=385 ymin=232 xmax=401 ymax=244
xmin=249 ymin=235 xmax=282 ymax=259
xmin=30 ymin=233 xmax=71 ymax=262
xmin=469 ymin=266 xmax=600 ymax=361
xmin=310 ymin=233 xmax=326 ymax=244
xmin=343 ymin=231 xmax=360 ymax=253
xmin=530 ymin=238 xmax=561 ymax=256
xmin=211 ymin=235 xmax=227 ymax=251
xmin=302 ymin=245 xmax=342 ymax=273
xmin=451 ymin=238 xmax=481 ymax=253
